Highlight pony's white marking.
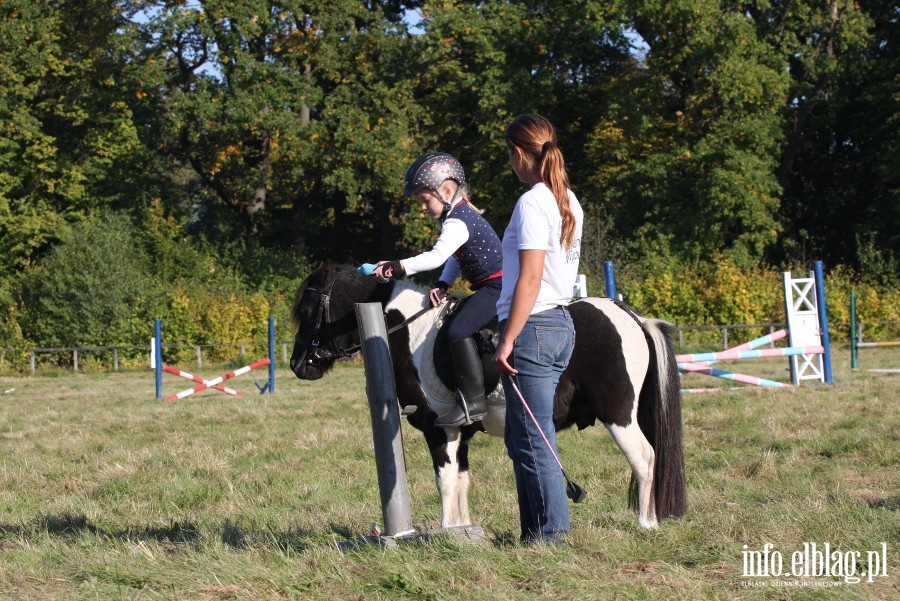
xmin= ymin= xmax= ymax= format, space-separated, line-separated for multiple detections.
xmin=436 ymin=430 xmax=465 ymax=526
xmin=385 ymin=282 xmax=506 ymax=438
xmin=384 ymin=282 xmax=507 ymax=526
xmin=607 ymin=422 xmax=658 ymax=528
xmin=579 ymin=298 xmax=650 ymax=391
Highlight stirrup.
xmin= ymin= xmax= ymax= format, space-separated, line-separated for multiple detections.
xmin=434 ymin=399 xmax=486 ymax=428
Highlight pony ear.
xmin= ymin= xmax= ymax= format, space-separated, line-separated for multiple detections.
xmin=320 ymin=259 xmax=334 ymax=284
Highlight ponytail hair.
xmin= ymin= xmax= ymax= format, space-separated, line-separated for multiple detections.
xmin=505 ymin=114 xmax=576 ymax=249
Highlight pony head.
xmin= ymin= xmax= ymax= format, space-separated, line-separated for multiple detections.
xmin=290 ymin=261 xmax=389 ymax=380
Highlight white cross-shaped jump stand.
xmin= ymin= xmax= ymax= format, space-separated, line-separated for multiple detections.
xmin=783 ymin=271 xmax=825 ymax=385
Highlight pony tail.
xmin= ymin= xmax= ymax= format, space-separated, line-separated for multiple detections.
xmin=539 ymin=143 xmax=575 ymax=250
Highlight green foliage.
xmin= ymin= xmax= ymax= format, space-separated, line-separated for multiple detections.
xmin=618 ymin=253 xmax=900 ymax=347
xmin=759 ymin=0 xmax=889 ymax=269
xmin=591 ymin=0 xmax=789 ymax=267
xmin=0 ymin=0 xmax=147 ymax=277
xmin=132 ymin=0 xmax=425 ymax=260
xmin=620 ymin=253 xmax=784 ymax=348
xmin=8 ymin=206 xmax=301 ymax=367
xmin=0 ymin=0 xmax=896 ymax=354
xmin=18 ymin=213 xmax=164 ymax=349
xmin=820 ymin=264 xmax=900 ymax=344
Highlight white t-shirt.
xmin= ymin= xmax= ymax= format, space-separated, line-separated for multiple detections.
xmin=497 ymin=182 xmax=583 ymax=321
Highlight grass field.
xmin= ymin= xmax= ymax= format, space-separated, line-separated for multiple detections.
xmin=0 ymin=346 xmax=897 ymax=600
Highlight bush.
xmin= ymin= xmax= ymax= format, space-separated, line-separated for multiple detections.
xmin=614 ymin=254 xmax=900 ymax=346
xmin=7 ymin=208 xmax=306 ymax=372
xmin=821 ymin=264 xmax=900 ymax=343
xmin=17 ymin=213 xmax=166 ymax=351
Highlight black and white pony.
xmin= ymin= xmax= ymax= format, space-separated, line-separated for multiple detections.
xmin=290 ymin=261 xmax=686 ymax=529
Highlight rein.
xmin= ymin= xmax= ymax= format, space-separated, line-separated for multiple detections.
xmin=341 ymin=302 xmax=440 ymax=356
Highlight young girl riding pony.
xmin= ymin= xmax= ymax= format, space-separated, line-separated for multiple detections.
xmin=369 ymin=153 xmax=503 ymax=428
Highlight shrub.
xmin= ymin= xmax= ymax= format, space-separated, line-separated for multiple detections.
xmin=17 ymin=213 xmax=165 ymax=351
xmin=615 ymin=255 xmax=899 ymax=346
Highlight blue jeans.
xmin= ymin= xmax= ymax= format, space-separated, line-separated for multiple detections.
xmin=500 ymin=306 xmax=575 ymax=544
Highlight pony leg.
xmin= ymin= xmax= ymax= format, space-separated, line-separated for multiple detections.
xmin=456 ymin=468 xmax=471 ymax=526
xmin=607 ymin=422 xmax=658 ymax=529
xmin=435 ymin=429 xmax=465 ymax=527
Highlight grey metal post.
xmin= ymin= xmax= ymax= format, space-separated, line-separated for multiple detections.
xmin=354 ymin=302 xmax=414 ymax=537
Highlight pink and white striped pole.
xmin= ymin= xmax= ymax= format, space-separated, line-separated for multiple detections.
xmin=677 ymin=338 xmax=824 ymax=390
xmin=165 ymin=358 xmax=270 ymax=402
xmin=728 ymin=329 xmax=788 ymax=352
xmin=691 ymin=329 xmax=789 ymax=366
xmin=676 ymin=345 xmax=824 ymax=364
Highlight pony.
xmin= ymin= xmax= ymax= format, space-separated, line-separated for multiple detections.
xmin=290 ymin=261 xmax=686 ymax=529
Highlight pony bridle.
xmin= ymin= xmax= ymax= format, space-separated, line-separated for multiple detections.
xmin=296 ymin=275 xmax=450 ymax=367
xmin=295 ymin=278 xmax=358 ymax=367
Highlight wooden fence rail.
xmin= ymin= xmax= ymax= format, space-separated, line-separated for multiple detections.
xmin=0 ymin=342 xmax=294 ymax=373
xmin=1 ymin=320 xmax=896 ymax=373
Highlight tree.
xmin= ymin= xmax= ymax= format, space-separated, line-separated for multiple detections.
xmin=586 ymin=0 xmax=790 ymax=267
xmin=774 ymin=0 xmax=898 ymax=271
xmin=405 ymin=0 xmax=633 ymax=248
xmin=134 ymin=0 xmax=425 ymax=260
xmin=0 ymin=0 xmax=152 ymax=278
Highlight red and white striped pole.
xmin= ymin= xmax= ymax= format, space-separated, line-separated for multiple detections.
xmin=164 ymin=358 xmax=270 ymax=402
xmin=162 ymin=365 xmax=243 ymax=397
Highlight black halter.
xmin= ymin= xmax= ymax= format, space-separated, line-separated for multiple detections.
xmin=296 ymin=273 xmax=448 ymax=367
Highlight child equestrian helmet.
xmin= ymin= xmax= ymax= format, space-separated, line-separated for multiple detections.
xmin=402 ymin=152 xmax=468 ymax=197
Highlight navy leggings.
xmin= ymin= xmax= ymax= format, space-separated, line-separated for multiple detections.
xmin=445 ymin=279 xmax=502 ymax=343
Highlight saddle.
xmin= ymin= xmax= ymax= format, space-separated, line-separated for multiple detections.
xmin=432 ymin=296 xmax=501 ymax=396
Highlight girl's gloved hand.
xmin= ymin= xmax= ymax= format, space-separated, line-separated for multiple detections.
xmin=371 ymin=260 xmax=405 ymax=282
xmin=428 ymin=282 xmax=449 ymax=307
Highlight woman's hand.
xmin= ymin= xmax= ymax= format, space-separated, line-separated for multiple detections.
xmin=492 ymin=337 xmax=517 ymax=375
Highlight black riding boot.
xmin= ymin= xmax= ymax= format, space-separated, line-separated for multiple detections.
xmin=434 ymin=338 xmax=488 ymax=428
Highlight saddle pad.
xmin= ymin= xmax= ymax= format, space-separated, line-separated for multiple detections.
xmin=416 ymin=319 xmax=458 ymax=409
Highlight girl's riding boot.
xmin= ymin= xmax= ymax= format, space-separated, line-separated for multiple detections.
xmin=434 ymin=338 xmax=488 ymax=427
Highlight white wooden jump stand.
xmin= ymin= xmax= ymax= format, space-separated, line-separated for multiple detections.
xmin=783 ymin=263 xmax=832 ymax=385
